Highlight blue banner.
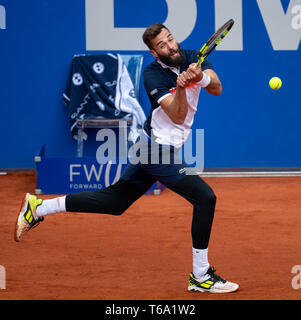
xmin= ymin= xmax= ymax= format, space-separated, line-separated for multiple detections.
xmin=0 ymin=0 xmax=300 ymax=169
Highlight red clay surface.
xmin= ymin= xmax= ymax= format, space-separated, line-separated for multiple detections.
xmin=1 ymin=171 xmax=301 ymax=300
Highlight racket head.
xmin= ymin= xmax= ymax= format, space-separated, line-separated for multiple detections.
xmin=196 ymin=19 xmax=234 ymax=65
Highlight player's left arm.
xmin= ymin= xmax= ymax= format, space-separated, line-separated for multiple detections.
xmin=203 ymin=69 xmax=222 ymax=96
xmin=186 ymin=63 xmax=222 ymax=96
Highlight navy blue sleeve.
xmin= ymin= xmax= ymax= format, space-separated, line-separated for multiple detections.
xmin=143 ymin=67 xmax=173 ymax=103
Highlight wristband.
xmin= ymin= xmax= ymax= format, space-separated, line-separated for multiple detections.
xmin=197 ymin=72 xmax=211 ymax=88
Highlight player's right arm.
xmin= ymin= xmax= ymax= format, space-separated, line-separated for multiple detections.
xmin=160 ymin=70 xmax=194 ymax=125
xmin=159 ymin=87 xmax=187 ymax=125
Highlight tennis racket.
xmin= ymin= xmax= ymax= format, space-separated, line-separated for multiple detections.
xmin=196 ymin=19 xmax=235 ymax=66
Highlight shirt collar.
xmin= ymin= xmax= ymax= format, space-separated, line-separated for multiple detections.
xmin=156 ymin=58 xmax=180 ymax=75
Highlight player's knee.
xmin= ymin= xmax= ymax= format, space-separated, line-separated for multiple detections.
xmin=207 ymin=189 xmax=216 ymax=206
xmin=195 ymin=187 xmax=216 ymax=209
xmin=104 ymin=179 xmax=144 ymax=216
xmin=111 ymin=206 xmax=127 ymax=216
xmin=109 ymin=197 xmax=135 ymax=216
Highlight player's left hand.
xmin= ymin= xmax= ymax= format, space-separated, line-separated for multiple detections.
xmin=186 ymin=63 xmax=203 ymax=83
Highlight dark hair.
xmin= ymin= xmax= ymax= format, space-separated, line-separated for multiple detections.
xmin=142 ymin=23 xmax=170 ymax=49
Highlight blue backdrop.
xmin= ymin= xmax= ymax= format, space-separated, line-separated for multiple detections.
xmin=0 ymin=0 xmax=300 ymax=169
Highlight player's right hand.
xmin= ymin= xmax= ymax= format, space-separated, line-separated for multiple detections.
xmin=177 ymin=70 xmax=194 ymax=88
xmin=188 ymin=63 xmax=203 ymax=83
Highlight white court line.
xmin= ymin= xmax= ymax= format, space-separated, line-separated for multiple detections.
xmin=197 ymin=171 xmax=301 ymax=177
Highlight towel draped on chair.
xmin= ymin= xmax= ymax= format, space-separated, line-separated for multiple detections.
xmin=63 ymin=53 xmax=146 ymax=142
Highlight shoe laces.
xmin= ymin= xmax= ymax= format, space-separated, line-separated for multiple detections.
xmin=31 ymin=217 xmax=44 ymax=228
xmin=207 ymin=266 xmax=226 ymax=283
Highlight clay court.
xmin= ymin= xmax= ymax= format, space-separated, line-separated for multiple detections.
xmin=1 ymin=171 xmax=301 ymax=300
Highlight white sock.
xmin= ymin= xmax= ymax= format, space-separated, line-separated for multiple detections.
xmin=36 ymin=196 xmax=66 ymax=217
xmin=192 ymin=247 xmax=210 ymax=280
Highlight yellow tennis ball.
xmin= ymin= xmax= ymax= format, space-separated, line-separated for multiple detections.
xmin=269 ymin=77 xmax=282 ymax=90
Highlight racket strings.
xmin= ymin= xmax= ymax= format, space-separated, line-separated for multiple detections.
xmin=198 ymin=19 xmax=234 ymax=62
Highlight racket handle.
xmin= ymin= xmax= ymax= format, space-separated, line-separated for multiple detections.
xmin=195 ymin=59 xmax=201 ymax=68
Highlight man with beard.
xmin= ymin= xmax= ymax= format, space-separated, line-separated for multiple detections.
xmin=139 ymin=24 xmax=238 ymax=293
xmin=15 ymin=23 xmax=238 ymax=294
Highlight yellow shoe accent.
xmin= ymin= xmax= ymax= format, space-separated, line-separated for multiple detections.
xmin=14 ymin=193 xmax=43 ymax=242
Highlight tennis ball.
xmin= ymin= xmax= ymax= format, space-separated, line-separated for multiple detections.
xmin=269 ymin=77 xmax=282 ymax=90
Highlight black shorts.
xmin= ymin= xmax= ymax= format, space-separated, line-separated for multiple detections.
xmin=121 ymin=131 xmax=190 ymax=188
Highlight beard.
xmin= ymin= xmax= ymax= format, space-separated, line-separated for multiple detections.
xmin=156 ymin=43 xmax=185 ymax=67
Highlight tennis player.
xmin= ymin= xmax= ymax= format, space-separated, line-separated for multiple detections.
xmin=15 ymin=23 xmax=238 ymax=293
